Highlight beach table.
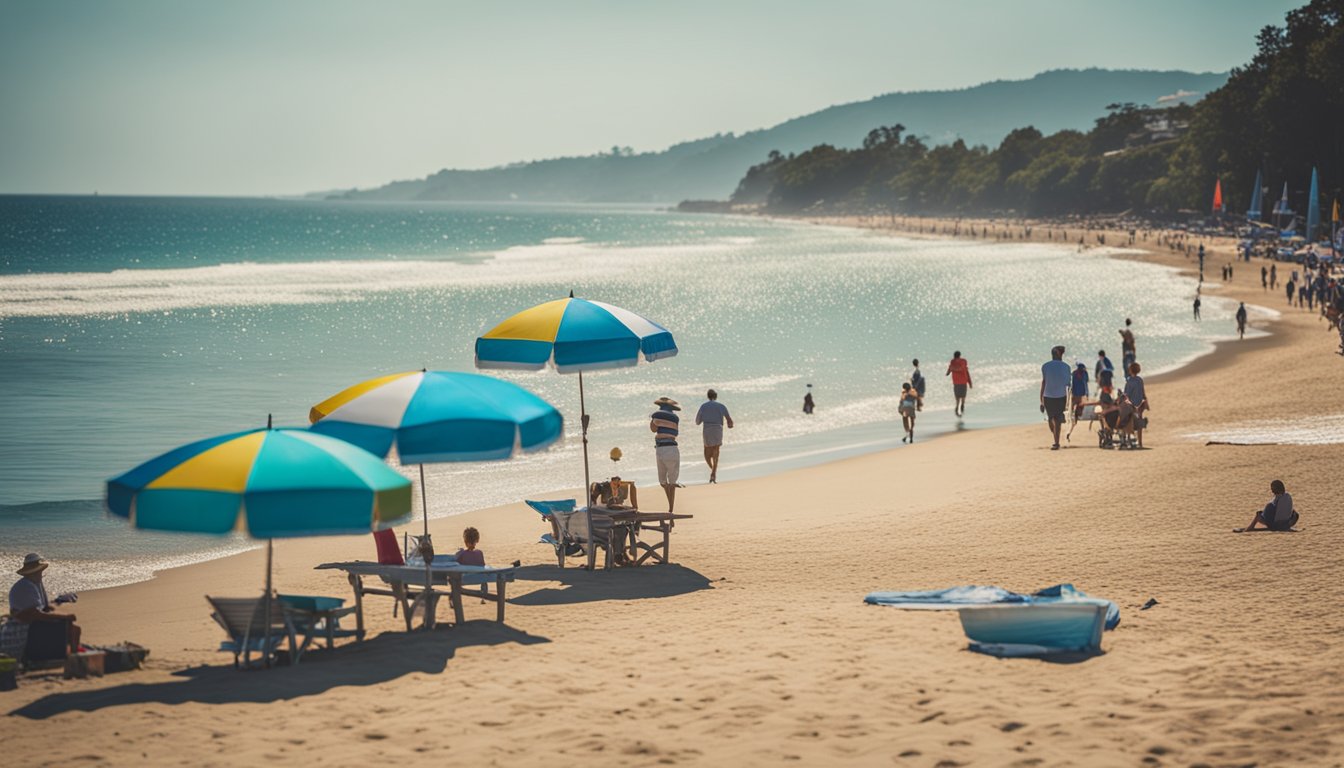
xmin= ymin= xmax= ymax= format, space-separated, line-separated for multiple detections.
xmin=314 ymin=561 xmax=517 ymax=632
xmin=277 ymin=594 xmax=361 ymax=653
xmin=588 ymin=507 xmax=694 ymax=568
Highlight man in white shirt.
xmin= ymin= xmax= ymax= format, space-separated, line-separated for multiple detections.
xmin=1039 ymin=345 xmax=1072 ymax=450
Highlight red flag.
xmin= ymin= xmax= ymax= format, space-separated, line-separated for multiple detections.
xmin=1212 ymin=179 xmax=1223 ymax=213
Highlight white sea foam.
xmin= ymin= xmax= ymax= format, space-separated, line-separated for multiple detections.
xmin=1185 ymin=415 xmax=1344 ymax=445
xmin=605 ymin=373 xmax=803 ymax=399
xmin=0 ymin=237 xmax=746 ymax=318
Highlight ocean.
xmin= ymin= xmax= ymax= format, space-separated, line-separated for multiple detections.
xmin=0 ymin=196 xmax=1251 ymax=597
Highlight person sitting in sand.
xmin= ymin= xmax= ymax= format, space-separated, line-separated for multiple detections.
xmin=898 ymin=382 xmax=922 ymax=443
xmin=455 ymin=527 xmax=485 ymax=566
xmin=8 ymin=553 xmax=81 ymax=660
xmin=1237 ymin=480 xmax=1299 ymax=532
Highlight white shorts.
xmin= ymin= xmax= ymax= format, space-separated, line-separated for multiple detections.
xmin=655 ymin=445 xmax=680 ymax=486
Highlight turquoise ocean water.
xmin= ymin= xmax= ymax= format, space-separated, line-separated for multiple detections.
xmin=0 ymin=196 xmax=1248 ymax=596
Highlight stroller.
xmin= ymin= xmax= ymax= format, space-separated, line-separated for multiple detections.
xmin=1112 ymin=393 xmax=1148 ymax=450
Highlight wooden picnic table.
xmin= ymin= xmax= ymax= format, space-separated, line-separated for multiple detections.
xmin=590 ymin=508 xmax=694 ymax=568
xmin=314 ymin=561 xmax=517 ymax=633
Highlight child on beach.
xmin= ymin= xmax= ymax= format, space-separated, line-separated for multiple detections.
xmin=1236 ymin=480 xmax=1298 ymax=532
xmin=455 ymin=527 xmax=485 ymax=566
xmin=898 ymin=383 xmax=922 ymax=443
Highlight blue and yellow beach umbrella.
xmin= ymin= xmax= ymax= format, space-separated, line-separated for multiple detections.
xmin=107 ymin=426 xmax=413 ymax=538
xmin=475 ymin=296 xmax=677 ymax=373
xmin=475 ymin=295 xmax=677 ymax=508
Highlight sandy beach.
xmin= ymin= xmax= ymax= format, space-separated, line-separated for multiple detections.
xmin=3 ymin=222 xmax=1342 ymax=767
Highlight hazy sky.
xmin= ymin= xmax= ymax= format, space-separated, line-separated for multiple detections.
xmin=0 ymin=0 xmax=1300 ymax=196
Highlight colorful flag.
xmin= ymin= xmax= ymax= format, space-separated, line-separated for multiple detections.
xmin=1212 ymin=179 xmax=1223 ymax=214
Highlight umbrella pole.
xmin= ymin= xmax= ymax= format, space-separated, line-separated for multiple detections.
xmin=419 ymin=463 xmax=432 ymax=629
xmin=264 ymin=538 xmax=273 ymax=669
xmin=580 ymin=371 xmax=600 ymax=570
xmin=579 ymin=371 xmax=592 ymax=507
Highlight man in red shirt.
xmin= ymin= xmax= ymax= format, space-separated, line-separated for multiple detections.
xmin=946 ymin=351 xmax=973 ymax=417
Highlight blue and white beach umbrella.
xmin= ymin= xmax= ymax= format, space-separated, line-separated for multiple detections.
xmin=309 ymin=370 xmax=563 ymax=593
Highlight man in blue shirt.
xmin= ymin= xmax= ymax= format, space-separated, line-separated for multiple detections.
xmin=1040 ymin=345 xmax=1072 ymax=450
xmin=650 ymin=397 xmax=681 ymax=512
xmin=695 ymin=389 xmax=734 ymax=484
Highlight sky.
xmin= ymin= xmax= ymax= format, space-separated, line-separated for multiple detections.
xmin=0 ymin=0 xmax=1302 ymax=196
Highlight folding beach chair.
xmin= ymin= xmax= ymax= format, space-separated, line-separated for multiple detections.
xmin=526 ymin=499 xmax=613 ymax=569
xmin=206 ymin=595 xmax=299 ymax=669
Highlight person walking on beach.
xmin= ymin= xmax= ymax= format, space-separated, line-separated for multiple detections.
xmin=1040 ymin=345 xmax=1071 ymax=450
xmin=946 ymin=351 xmax=972 ymax=417
xmin=1193 ymin=294 xmax=1202 ymax=320
xmin=1236 ymin=302 xmax=1248 ymax=339
xmin=910 ymin=359 xmax=926 ymax=411
xmin=898 ymin=383 xmax=922 ymax=443
xmin=1119 ymin=319 xmax=1136 ymax=375
xmin=649 ymin=397 xmax=681 ymax=512
xmin=1286 ymin=277 xmax=1295 ymax=306
xmin=1270 ymin=263 xmax=1277 ymax=290
xmin=1261 ymin=265 xmax=1268 ymax=290
xmin=695 ymin=389 xmax=733 ymax=484
xmin=802 ymin=386 xmax=815 ymax=415
xmin=1070 ymin=361 xmax=1090 ymax=420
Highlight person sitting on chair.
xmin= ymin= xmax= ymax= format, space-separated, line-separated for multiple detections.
xmin=455 ymin=527 xmax=485 ymax=566
xmin=8 ymin=554 xmax=81 ymax=660
xmin=1238 ymin=480 xmax=1299 ymax=532
xmin=591 ymin=476 xmax=639 ymax=509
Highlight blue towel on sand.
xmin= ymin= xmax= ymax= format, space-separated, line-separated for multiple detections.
xmin=864 ymin=584 xmax=1120 ymax=630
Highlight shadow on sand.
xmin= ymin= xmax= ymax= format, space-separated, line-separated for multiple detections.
xmin=9 ymin=622 xmax=548 ymax=720
xmin=966 ymin=646 xmax=1106 ymax=664
xmin=509 ymin=563 xmax=714 ymax=606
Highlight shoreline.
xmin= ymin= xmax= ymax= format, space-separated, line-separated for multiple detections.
xmin=6 ymin=215 xmax=1342 ymax=766
xmin=4 ymin=223 xmax=1261 ymax=600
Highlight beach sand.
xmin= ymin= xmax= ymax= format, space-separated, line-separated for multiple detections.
xmin=3 ymin=224 xmax=1342 ymax=767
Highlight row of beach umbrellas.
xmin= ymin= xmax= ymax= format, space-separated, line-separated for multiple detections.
xmin=105 ymin=295 xmax=679 ymax=652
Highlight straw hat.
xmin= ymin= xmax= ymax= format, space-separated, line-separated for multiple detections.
xmin=653 ymin=397 xmax=681 ymax=411
xmin=16 ymin=553 xmax=47 ymax=576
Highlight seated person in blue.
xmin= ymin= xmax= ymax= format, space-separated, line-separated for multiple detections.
xmin=8 ymin=553 xmax=81 ymax=660
xmin=1238 ymin=480 xmax=1299 ymax=532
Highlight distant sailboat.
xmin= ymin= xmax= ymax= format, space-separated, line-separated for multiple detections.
xmin=1306 ymin=167 xmax=1320 ymax=242
xmin=1246 ymin=169 xmax=1263 ymax=221
xmin=1211 ymin=178 xmax=1223 ymax=214
xmin=1272 ymin=181 xmax=1293 ymax=230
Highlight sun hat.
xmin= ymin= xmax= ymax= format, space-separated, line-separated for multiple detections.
xmin=17 ymin=553 xmax=47 ymax=576
xmin=653 ymin=397 xmax=681 ymax=411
